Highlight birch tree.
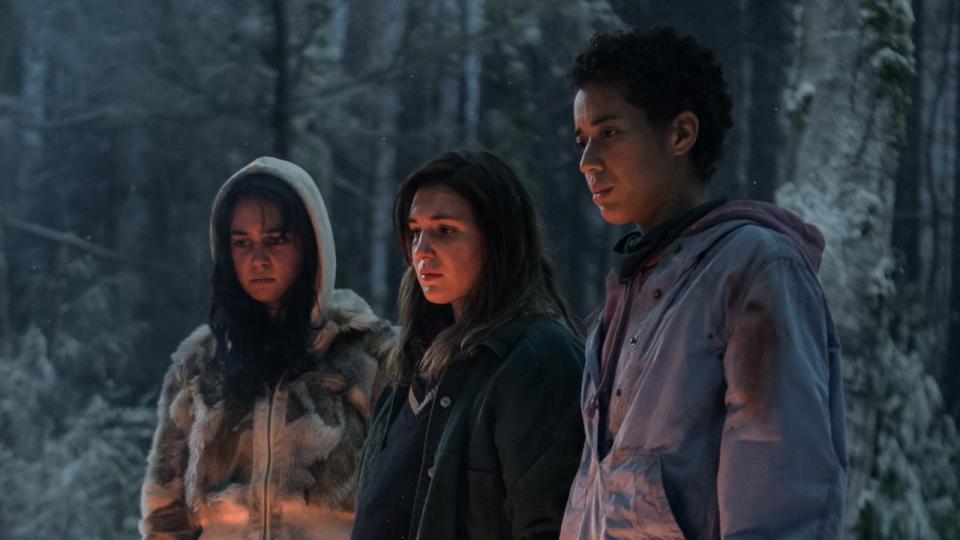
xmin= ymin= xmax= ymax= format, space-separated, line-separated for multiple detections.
xmin=777 ymin=0 xmax=960 ymax=536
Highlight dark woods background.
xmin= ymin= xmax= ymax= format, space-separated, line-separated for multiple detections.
xmin=0 ymin=0 xmax=958 ymax=538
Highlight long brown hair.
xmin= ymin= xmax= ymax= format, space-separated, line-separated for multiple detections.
xmin=209 ymin=174 xmax=319 ymax=404
xmin=390 ymin=150 xmax=578 ymax=382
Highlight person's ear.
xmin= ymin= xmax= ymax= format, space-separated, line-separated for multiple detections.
xmin=668 ymin=111 xmax=699 ymax=157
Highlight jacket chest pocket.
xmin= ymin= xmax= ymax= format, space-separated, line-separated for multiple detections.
xmin=600 ymin=449 xmax=684 ymax=539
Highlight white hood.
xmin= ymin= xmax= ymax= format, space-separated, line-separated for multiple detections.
xmin=209 ymin=156 xmax=337 ymax=313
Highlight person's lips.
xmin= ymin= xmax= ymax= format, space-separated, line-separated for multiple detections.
xmin=591 ymin=185 xmax=613 ymax=203
xmin=419 ymin=270 xmax=442 ymax=282
xmin=250 ymin=277 xmax=276 ymax=284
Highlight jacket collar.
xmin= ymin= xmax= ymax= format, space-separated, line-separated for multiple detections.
xmin=613 ymin=197 xmax=727 ymax=280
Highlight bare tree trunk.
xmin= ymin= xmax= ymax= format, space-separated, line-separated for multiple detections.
xmin=0 ymin=215 xmax=12 ymax=358
xmin=0 ymin=0 xmax=17 ymax=358
xmin=746 ymin=0 xmax=792 ymax=202
xmin=369 ymin=91 xmax=400 ymax=313
xmin=892 ymin=0 xmax=923 ymax=287
xmin=731 ymin=0 xmax=753 ymax=198
xmin=437 ymin=0 xmax=462 ymax=144
xmin=271 ymin=0 xmax=291 ymax=158
xmin=778 ymin=0 xmax=898 ymax=530
xmin=947 ymin=6 xmax=960 ymax=421
xmin=779 ymin=0 xmax=960 ymax=536
xmin=367 ymin=0 xmax=407 ymax=313
xmin=463 ymin=0 xmax=485 ymax=145
xmin=918 ymin=0 xmax=958 ymax=376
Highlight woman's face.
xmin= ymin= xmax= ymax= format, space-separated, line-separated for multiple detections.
xmin=408 ymin=185 xmax=486 ymax=321
xmin=230 ymin=197 xmax=304 ymax=315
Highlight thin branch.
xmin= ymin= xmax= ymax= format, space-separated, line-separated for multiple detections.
xmin=1 ymin=214 xmax=184 ymax=275
xmin=294 ymin=61 xmax=403 ymax=107
xmin=331 ymin=175 xmax=376 ymax=205
xmin=11 ymin=106 xmax=218 ymax=130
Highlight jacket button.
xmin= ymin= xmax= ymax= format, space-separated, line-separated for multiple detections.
xmin=629 ymin=336 xmax=638 ymax=345
xmin=653 ymin=288 xmax=662 ymax=299
xmin=440 ymin=396 xmax=452 ymax=408
xmin=427 ymin=466 xmax=435 ymax=478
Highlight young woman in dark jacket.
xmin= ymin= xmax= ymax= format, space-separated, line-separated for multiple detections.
xmin=352 ymin=150 xmax=585 ymax=540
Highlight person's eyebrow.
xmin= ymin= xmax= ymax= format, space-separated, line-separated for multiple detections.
xmin=575 ymin=113 xmax=622 ymax=136
xmin=409 ymin=213 xmax=467 ymax=223
xmin=230 ymin=226 xmax=286 ymax=234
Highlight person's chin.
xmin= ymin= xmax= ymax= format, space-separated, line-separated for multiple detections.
xmin=246 ymin=288 xmax=280 ymax=306
xmin=421 ymin=287 xmax=446 ymax=305
xmin=599 ymin=205 xmax=631 ymax=225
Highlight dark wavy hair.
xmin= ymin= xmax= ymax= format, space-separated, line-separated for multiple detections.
xmin=568 ymin=26 xmax=733 ymax=181
xmin=390 ymin=150 xmax=578 ymax=382
xmin=208 ymin=173 xmax=319 ymax=405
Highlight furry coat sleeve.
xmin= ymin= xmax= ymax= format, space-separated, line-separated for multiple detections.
xmin=139 ymin=326 xmax=210 ymax=539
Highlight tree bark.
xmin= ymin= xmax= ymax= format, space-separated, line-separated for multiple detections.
xmin=0 ymin=0 xmax=17 ymax=358
xmin=892 ymin=0 xmax=924 ymax=288
xmin=0 ymin=212 xmax=12 ymax=358
xmin=367 ymin=0 xmax=407 ymax=313
xmin=746 ymin=0 xmax=792 ymax=202
xmin=947 ymin=3 xmax=960 ymax=420
xmin=778 ymin=0 xmax=959 ymax=535
xmin=271 ymin=0 xmax=291 ymax=158
xmin=436 ymin=0 xmax=463 ymax=144
xmin=730 ymin=0 xmax=754 ymax=199
xmin=463 ymin=0 xmax=485 ymax=145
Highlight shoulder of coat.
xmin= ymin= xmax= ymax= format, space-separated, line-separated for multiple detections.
xmin=170 ymin=324 xmax=216 ymax=377
xmin=316 ymin=288 xmax=397 ymax=355
xmin=497 ymin=317 xmax=582 ymax=374
xmin=716 ymin=222 xmax=809 ymax=268
xmin=325 ymin=288 xmax=380 ymax=331
xmin=515 ymin=317 xmax=579 ymax=348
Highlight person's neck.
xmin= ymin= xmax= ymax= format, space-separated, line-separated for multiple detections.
xmin=638 ymin=189 xmax=708 ymax=233
xmin=451 ymin=301 xmax=464 ymax=322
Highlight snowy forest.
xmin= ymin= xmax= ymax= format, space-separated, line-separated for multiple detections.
xmin=0 ymin=0 xmax=958 ymax=538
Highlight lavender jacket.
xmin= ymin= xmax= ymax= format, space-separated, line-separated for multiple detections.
xmin=560 ymin=201 xmax=847 ymax=539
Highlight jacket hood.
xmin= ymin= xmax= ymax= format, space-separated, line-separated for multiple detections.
xmin=209 ymin=156 xmax=337 ymax=311
xmin=684 ymin=200 xmax=826 ymax=270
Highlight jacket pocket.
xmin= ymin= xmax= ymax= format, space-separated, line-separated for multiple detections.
xmin=601 ymin=449 xmax=684 ymax=539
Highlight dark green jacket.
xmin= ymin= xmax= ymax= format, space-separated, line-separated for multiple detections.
xmin=357 ymin=316 xmax=585 ymax=540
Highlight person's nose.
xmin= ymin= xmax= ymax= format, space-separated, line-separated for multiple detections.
xmin=252 ymin=244 xmax=271 ymax=267
xmin=412 ymin=233 xmax=434 ymax=263
xmin=579 ymin=139 xmax=603 ymax=177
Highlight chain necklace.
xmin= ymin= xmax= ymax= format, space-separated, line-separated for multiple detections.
xmin=407 ymin=384 xmax=438 ymax=416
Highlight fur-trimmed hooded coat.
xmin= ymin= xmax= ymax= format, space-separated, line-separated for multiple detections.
xmin=139 ymin=157 xmax=395 ymax=540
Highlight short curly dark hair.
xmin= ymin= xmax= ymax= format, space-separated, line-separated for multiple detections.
xmin=569 ymin=26 xmax=733 ymax=181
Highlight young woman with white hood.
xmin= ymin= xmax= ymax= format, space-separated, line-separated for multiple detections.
xmin=139 ymin=157 xmax=394 ymax=539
